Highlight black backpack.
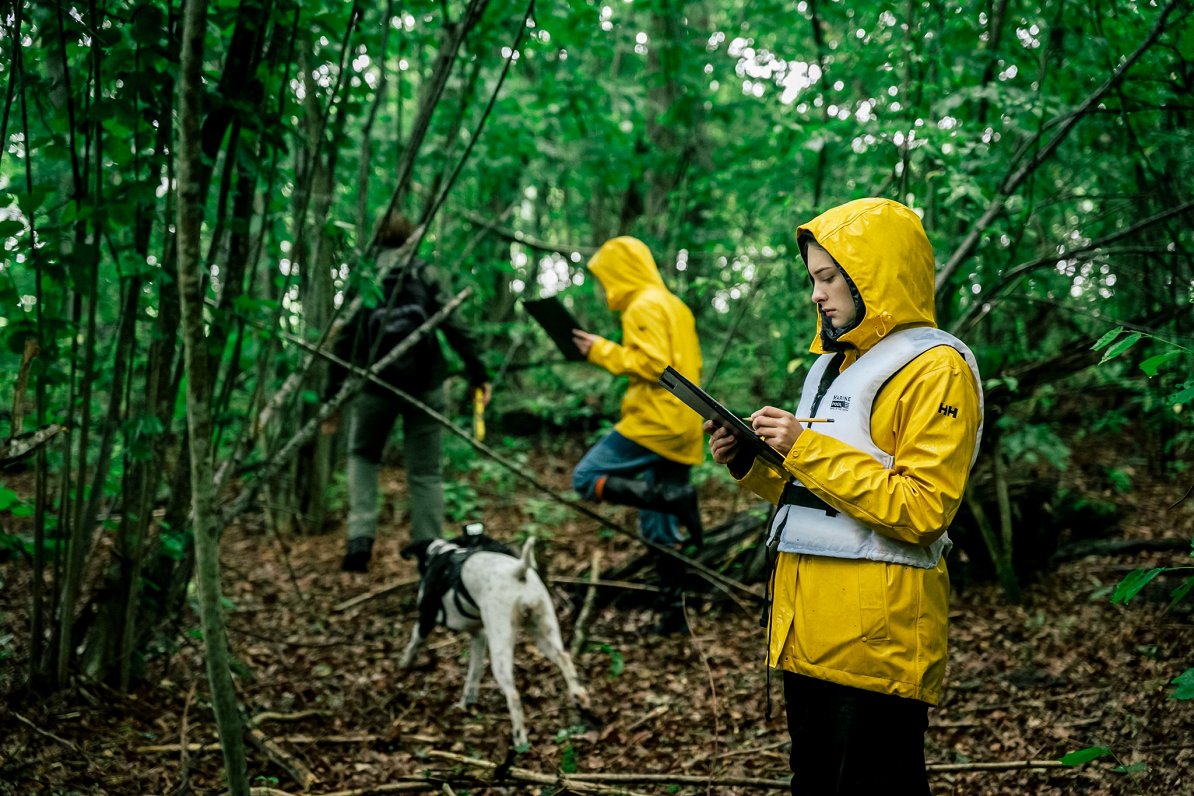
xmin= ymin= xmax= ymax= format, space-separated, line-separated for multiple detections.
xmin=364 ymin=262 xmax=436 ymax=377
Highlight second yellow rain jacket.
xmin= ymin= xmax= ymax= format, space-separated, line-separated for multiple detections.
xmin=737 ymin=199 xmax=982 ymax=704
xmin=586 ymin=237 xmax=704 ymax=465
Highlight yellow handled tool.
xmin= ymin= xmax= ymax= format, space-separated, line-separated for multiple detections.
xmin=473 ymin=387 xmax=486 ymax=442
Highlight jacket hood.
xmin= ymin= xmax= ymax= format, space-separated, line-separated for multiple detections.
xmin=587 ymin=236 xmax=666 ymax=311
xmin=798 ymin=198 xmax=937 ymax=354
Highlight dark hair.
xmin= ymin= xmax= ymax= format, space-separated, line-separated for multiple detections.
xmin=377 ymin=211 xmax=415 ymax=248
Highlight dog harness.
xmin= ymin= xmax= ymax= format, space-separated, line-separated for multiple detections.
xmin=417 ymin=549 xmax=481 ymax=636
xmin=416 ymin=534 xmax=515 ymax=637
xmin=769 ymin=327 xmax=983 ymax=568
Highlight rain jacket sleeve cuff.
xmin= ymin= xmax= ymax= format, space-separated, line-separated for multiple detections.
xmin=736 ymin=456 xmax=787 ymax=505
xmin=587 ymin=337 xmax=617 ymax=371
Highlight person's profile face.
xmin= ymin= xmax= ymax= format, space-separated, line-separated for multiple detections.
xmin=805 ymin=244 xmax=857 ymax=329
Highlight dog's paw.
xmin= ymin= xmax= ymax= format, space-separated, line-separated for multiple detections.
xmin=573 ymin=686 xmax=592 ymax=710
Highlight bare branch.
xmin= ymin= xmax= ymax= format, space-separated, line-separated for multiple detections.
xmin=936 ymin=0 xmax=1189 ymax=292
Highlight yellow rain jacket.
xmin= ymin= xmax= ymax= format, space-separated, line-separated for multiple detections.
xmin=586 ymin=237 xmax=704 ymax=465
xmin=738 ymin=199 xmax=981 ymax=704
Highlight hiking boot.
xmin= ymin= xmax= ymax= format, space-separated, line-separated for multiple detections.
xmin=341 ymin=536 xmax=374 ymax=572
xmin=597 ymin=476 xmax=704 ymax=548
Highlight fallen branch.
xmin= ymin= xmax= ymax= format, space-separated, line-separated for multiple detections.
xmin=247 ymin=726 xmax=318 ymax=792
xmin=0 ymin=424 xmax=67 ymax=467
xmin=423 ymin=750 xmax=653 ymax=795
xmin=270 ymin=332 xmax=759 ymax=603
xmin=569 ymin=549 xmax=602 ymax=659
xmin=11 ymin=711 xmax=81 ymax=755
xmin=251 ymin=710 xmax=332 ymax=726
xmin=551 ymin=575 xmax=662 ymax=594
xmin=219 ymin=287 xmax=472 ymax=525
xmin=136 ymin=734 xmax=379 ymax=754
xmin=926 ymin=760 xmax=1066 ymax=773
xmin=332 ymin=576 xmax=420 ymax=613
xmin=1051 ymin=537 xmax=1189 ymax=564
xmin=244 ymin=785 xmax=433 ymax=796
xmin=227 ymin=754 xmax=1075 ymax=796
xmin=623 ymin=704 xmax=669 ymax=733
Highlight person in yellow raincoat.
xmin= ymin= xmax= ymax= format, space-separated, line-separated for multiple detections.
xmin=571 ymin=236 xmax=704 ymax=634
xmin=708 ymin=198 xmax=983 ymax=793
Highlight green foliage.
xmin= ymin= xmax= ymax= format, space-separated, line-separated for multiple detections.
xmin=591 ymin=642 xmax=625 ymax=679
xmin=1059 ymin=746 xmax=1113 ymax=766
xmin=996 ymin=418 xmax=1070 ymax=469
xmin=1105 ymin=467 xmax=1133 ymax=494
xmin=1111 ymin=568 xmax=1165 ymax=606
xmin=0 ymin=484 xmax=34 ymax=519
xmin=553 ymin=724 xmax=589 ymax=774
xmin=1169 ymin=668 xmax=1194 ymax=701
xmin=443 ymin=481 xmax=481 ymax=523
xmin=518 ymin=496 xmax=569 ymax=542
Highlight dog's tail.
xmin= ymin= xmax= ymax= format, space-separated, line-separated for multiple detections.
xmin=517 ymin=536 xmax=537 ymax=581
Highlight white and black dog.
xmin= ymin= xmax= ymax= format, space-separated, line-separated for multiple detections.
xmin=398 ymin=533 xmax=590 ymax=747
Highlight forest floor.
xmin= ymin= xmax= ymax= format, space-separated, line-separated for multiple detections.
xmin=1 ymin=436 xmax=1192 ymax=796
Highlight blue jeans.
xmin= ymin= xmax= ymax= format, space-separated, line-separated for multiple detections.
xmin=572 ymin=431 xmax=690 ymax=545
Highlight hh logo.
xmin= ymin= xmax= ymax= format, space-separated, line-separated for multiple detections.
xmin=830 ymin=395 xmax=851 ymax=411
xmin=938 ymin=403 xmax=958 ymax=418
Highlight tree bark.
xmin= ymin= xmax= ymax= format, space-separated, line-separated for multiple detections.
xmin=177 ymin=0 xmax=249 ymax=790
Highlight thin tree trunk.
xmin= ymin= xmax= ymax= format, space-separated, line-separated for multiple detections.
xmin=177 ymin=0 xmax=249 ymax=790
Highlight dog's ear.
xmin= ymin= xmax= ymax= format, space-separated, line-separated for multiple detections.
xmin=400 ymin=539 xmax=433 ymax=561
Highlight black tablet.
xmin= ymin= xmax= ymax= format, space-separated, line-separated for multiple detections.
xmin=659 ymin=366 xmax=787 ymax=469
xmin=522 ymin=297 xmax=588 ymax=362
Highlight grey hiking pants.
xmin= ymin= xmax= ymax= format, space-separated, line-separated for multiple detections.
xmin=346 ymin=386 xmax=446 ymax=544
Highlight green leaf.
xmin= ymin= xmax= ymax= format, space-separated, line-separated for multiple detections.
xmin=1169 ymin=576 xmax=1194 ymax=611
xmin=1170 ymin=668 xmax=1194 ymax=700
xmin=1139 ymin=351 xmax=1181 ymax=377
xmin=1112 ymin=762 xmax=1148 ymax=774
xmin=0 ymin=219 xmax=24 ymax=238
xmin=1111 ymin=568 xmax=1165 ymax=605
xmin=1099 ymin=332 xmax=1143 ymax=364
xmin=1060 ymin=746 xmax=1113 ymax=766
xmin=560 ymin=743 xmax=578 ymax=773
xmin=1091 ymin=327 xmax=1124 ymax=352
xmin=1170 ymin=381 xmax=1194 ymax=404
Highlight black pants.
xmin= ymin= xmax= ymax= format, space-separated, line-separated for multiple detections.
xmin=784 ymin=671 xmax=930 ymax=795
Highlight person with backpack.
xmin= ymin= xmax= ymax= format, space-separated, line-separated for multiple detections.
xmin=706 ymin=198 xmax=983 ymax=792
xmin=326 ymin=212 xmax=491 ymax=573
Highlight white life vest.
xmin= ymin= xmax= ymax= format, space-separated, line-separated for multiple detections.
xmin=768 ymin=327 xmax=984 ymax=568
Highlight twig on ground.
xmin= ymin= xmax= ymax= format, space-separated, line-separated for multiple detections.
xmin=423 ymin=750 xmax=654 ymax=795
xmin=230 ymin=754 xmax=1075 ymax=796
xmin=137 ymin=734 xmax=379 ymax=753
xmin=551 ymin=575 xmax=661 ymax=593
xmin=11 ymin=711 xmax=81 ymax=755
xmin=624 ymin=704 xmax=669 ymax=733
xmin=251 ymin=710 xmax=332 ymax=726
xmin=332 ymin=577 xmax=420 ymax=612
xmin=178 ymin=680 xmax=197 ymax=791
xmin=714 ymin=738 xmax=789 ymax=758
xmin=247 ymin=726 xmax=318 ymax=791
xmin=684 ymin=593 xmax=722 ymax=784
xmin=926 ymin=760 xmax=1067 ymax=772
xmin=569 ymin=549 xmax=602 ymax=659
